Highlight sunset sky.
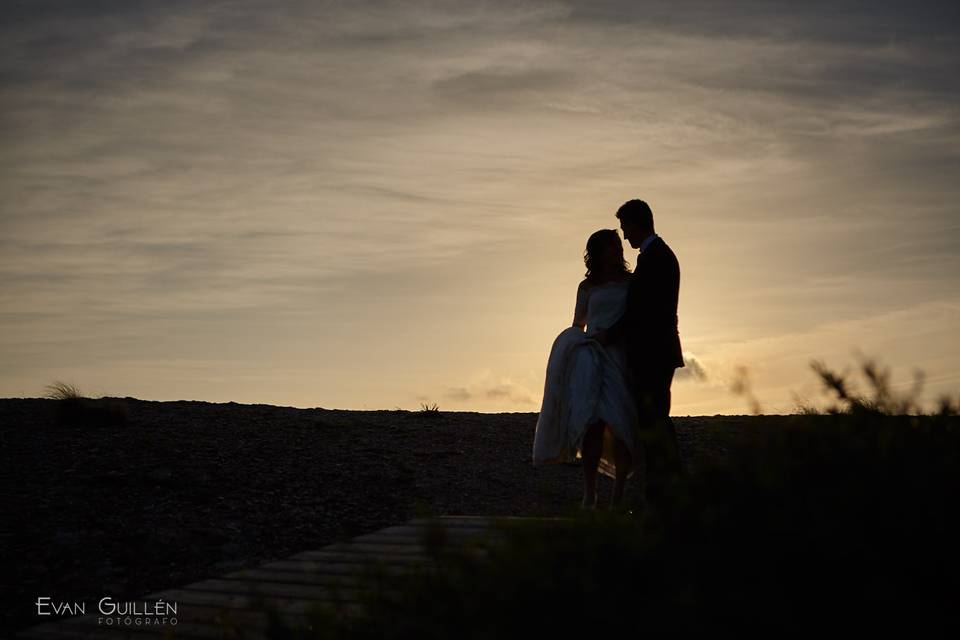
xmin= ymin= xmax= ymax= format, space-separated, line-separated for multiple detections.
xmin=2 ymin=0 xmax=958 ymax=414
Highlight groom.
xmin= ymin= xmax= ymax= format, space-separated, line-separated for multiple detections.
xmin=596 ymin=199 xmax=684 ymax=506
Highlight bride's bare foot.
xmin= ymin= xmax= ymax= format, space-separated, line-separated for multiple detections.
xmin=580 ymin=492 xmax=598 ymax=509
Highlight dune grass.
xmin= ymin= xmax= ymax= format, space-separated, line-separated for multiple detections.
xmin=43 ymin=380 xmax=85 ymax=401
xmin=43 ymin=380 xmax=128 ymax=428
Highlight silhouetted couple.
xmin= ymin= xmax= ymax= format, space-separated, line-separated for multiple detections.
xmin=533 ymin=199 xmax=684 ymax=509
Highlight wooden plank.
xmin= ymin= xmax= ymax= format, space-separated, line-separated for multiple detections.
xmin=41 ymin=595 xmax=366 ymax=636
xmin=351 ymin=531 xmax=505 ymax=545
xmin=315 ymin=542 xmax=447 ymax=555
xmin=138 ymin=589 xmax=362 ymax=616
xmin=364 ymin=525 xmax=505 ymax=538
xmin=258 ymin=559 xmax=413 ymax=575
xmin=413 ymin=515 xmax=573 ymax=526
xmin=129 ymin=588 xmax=317 ymax=614
xmin=64 ymin=620 xmax=236 ymax=640
xmin=408 ymin=517 xmax=495 ymax=527
xmin=15 ymin=629 xmax=97 ymax=640
xmin=15 ymin=516 xmax=561 ymax=640
xmin=14 ymin=626 xmax=141 ymax=640
xmin=145 ymin=602 xmax=312 ymax=628
xmin=290 ymin=546 xmax=492 ymax=562
xmin=179 ymin=578 xmax=379 ymax=602
xmin=15 ymin=626 xmax=160 ymax=640
xmin=287 ymin=550 xmax=430 ymax=564
xmin=175 ymin=600 xmax=364 ymax=625
xmin=17 ymin=616 xmax=224 ymax=640
xmin=220 ymin=568 xmax=365 ymax=586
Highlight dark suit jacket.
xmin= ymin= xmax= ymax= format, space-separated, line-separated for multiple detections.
xmin=606 ymin=235 xmax=684 ymax=376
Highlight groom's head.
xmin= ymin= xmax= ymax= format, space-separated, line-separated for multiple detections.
xmin=616 ymin=199 xmax=654 ymax=248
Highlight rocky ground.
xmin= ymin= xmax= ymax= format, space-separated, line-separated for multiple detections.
xmin=1 ymin=397 xmax=773 ymax=634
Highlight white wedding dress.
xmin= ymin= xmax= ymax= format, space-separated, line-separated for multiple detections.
xmin=532 ymin=279 xmax=639 ymax=479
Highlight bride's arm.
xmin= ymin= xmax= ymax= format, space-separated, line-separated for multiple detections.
xmin=572 ymin=279 xmax=588 ymax=330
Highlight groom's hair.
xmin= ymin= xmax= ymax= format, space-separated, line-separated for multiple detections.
xmin=616 ymin=199 xmax=654 ymax=231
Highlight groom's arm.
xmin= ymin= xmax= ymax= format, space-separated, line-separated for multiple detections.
xmin=604 ymin=307 xmax=628 ymax=344
xmin=601 ymin=275 xmax=640 ymax=345
xmin=647 ymin=247 xmax=679 ymax=330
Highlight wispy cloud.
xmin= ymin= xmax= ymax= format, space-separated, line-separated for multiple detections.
xmin=1 ymin=1 xmax=957 ymax=411
xmin=440 ymin=374 xmax=537 ymax=408
xmin=676 ymin=353 xmax=708 ymax=383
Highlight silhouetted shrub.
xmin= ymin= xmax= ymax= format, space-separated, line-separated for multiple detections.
xmin=417 ymin=402 xmax=441 ymax=417
xmin=261 ymin=361 xmax=960 ymax=637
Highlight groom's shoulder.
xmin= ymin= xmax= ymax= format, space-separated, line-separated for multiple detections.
xmin=644 ymin=236 xmax=667 ymax=256
xmin=653 ymin=236 xmax=678 ymax=261
xmin=644 ymin=237 xmax=679 ymax=274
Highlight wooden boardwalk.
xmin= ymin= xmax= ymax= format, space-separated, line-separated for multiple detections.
xmin=16 ymin=515 xmax=554 ymax=640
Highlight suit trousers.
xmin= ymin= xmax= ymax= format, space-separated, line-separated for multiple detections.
xmin=632 ymin=367 xmax=682 ymax=500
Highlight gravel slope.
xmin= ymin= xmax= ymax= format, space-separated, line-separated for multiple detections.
xmin=1 ymin=397 xmax=768 ymax=634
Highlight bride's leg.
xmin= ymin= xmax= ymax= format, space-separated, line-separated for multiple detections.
xmin=581 ymin=421 xmax=604 ymax=507
xmin=612 ymin=438 xmax=633 ymax=507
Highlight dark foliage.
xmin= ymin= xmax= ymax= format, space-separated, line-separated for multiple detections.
xmin=416 ymin=402 xmax=442 ymax=418
xmin=265 ymin=362 xmax=960 ymax=637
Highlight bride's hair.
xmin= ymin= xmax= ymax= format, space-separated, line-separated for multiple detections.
xmin=584 ymin=229 xmax=629 ymax=283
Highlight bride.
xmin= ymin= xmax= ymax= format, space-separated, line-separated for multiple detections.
xmin=533 ymin=229 xmax=639 ymax=508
